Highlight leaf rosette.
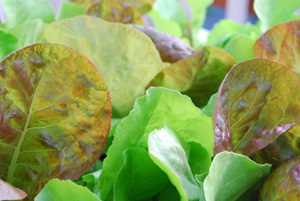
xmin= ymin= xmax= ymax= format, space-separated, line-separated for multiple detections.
xmin=0 ymin=43 xmax=111 ymax=199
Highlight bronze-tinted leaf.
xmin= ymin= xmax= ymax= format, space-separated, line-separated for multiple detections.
xmin=254 ymin=20 xmax=300 ymax=76
xmin=86 ymin=0 xmax=144 ymax=25
xmin=184 ymin=46 xmax=236 ymax=107
xmin=131 ymin=25 xmax=195 ymax=63
xmin=150 ymin=46 xmax=235 ymax=107
xmin=260 ymin=156 xmax=300 ymax=200
xmin=0 ymin=43 xmax=111 ymax=200
xmin=0 ymin=179 xmax=27 ymax=200
xmin=150 ymin=49 xmax=205 ymax=92
xmin=213 ymin=59 xmax=300 ymax=161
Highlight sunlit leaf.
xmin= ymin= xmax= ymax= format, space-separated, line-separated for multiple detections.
xmin=0 ymin=31 xmax=19 ymax=60
xmin=213 ymin=59 xmax=300 ymax=164
xmin=1 ymin=0 xmax=55 ymax=29
xmin=34 ymin=179 xmax=100 ymax=201
xmin=38 ymin=16 xmax=163 ymax=117
xmin=148 ymin=125 xmax=202 ymax=201
xmin=98 ymin=87 xmax=213 ymax=200
xmin=86 ymin=0 xmax=144 ymax=25
xmin=254 ymin=20 xmax=300 ymax=76
xmin=254 ymin=0 xmax=300 ymax=32
xmin=57 ymin=2 xmax=87 ymax=20
xmin=0 ymin=43 xmax=111 ymax=200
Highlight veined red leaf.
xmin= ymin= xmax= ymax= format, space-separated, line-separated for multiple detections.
xmin=213 ymin=59 xmax=300 ymax=166
xmin=0 ymin=43 xmax=111 ymax=200
xmin=254 ymin=20 xmax=300 ymax=76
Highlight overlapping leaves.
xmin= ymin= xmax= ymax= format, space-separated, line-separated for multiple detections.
xmin=150 ymin=46 xmax=235 ymax=107
xmin=0 ymin=43 xmax=111 ymax=200
xmin=213 ymin=58 xmax=300 ymax=167
xmin=38 ymin=16 xmax=163 ymax=117
xmin=254 ymin=20 xmax=300 ymax=76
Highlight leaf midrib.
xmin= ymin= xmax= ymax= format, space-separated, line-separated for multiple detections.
xmin=6 ymin=68 xmax=47 ymax=184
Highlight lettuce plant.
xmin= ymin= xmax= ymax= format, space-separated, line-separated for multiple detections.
xmin=1 ymin=0 xmax=300 ymax=200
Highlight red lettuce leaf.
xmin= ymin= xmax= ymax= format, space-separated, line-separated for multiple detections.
xmin=254 ymin=20 xmax=300 ymax=76
xmin=0 ymin=43 xmax=111 ymax=200
xmin=260 ymin=156 xmax=300 ymax=200
xmin=213 ymin=59 xmax=300 ymax=166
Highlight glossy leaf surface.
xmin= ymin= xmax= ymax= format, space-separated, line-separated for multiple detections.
xmin=38 ymin=16 xmax=163 ymax=117
xmin=34 ymin=179 xmax=101 ymax=201
xmin=114 ymin=148 xmax=168 ymax=201
xmin=213 ymin=59 xmax=300 ymax=159
xmin=0 ymin=179 xmax=27 ymax=200
xmin=131 ymin=25 xmax=194 ymax=63
xmin=0 ymin=43 xmax=111 ymax=199
xmin=254 ymin=0 xmax=300 ymax=32
xmin=254 ymin=20 xmax=300 ymax=76
xmin=86 ymin=0 xmax=144 ymax=25
xmin=1 ymin=0 xmax=55 ymax=29
xmin=148 ymin=125 xmax=202 ymax=201
xmin=260 ymin=156 xmax=300 ymax=200
xmin=204 ymin=152 xmax=271 ymax=201
xmin=98 ymin=87 xmax=213 ymax=200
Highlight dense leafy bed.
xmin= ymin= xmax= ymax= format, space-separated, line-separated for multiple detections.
xmin=1 ymin=0 xmax=300 ymax=200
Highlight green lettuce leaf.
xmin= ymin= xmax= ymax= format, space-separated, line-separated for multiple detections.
xmin=34 ymin=179 xmax=100 ymax=201
xmin=38 ymin=16 xmax=163 ymax=117
xmin=98 ymin=87 xmax=213 ymax=200
xmin=223 ymin=34 xmax=256 ymax=62
xmin=114 ymin=148 xmax=168 ymax=201
xmin=57 ymin=2 xmax=87 ymax=20
xmin=254 ymin=0 xmax=300 ymax=32
xmin=148 ymin=125 xmax=202 ymax=201
xmin=1 ymin=0 xmax=55 ymax=29
xmin=0 ymin=30 xmax=18 ymax=60
xmin=204 ymin=152 xmax=271 ymax=201
xmin=202 ymin=93 xmax=216 ymax=117
xmin=0 ymin=43 xmax=111 ymax=200
xmin=6 ymin=19 xmax=47 ymax=48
